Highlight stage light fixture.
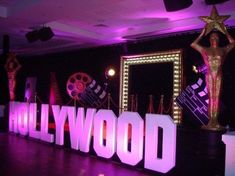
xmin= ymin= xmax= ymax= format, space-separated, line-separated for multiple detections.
xmin=25 ymin=30 xmax=39 ymax=43
xmin=38 ymin=27 xmax=54 ymax=41
xmin=163 ymin=0 xmax=193 ymax=12
xmin=108 ymin=68 xmax=116 ymax=77
xmin=205 ymin=0 xmax=229 ymax=5
xmin=105 ymin=67 xmax=116 ymax=78
xmin=192 ymin=65 xmax=198 ymax=73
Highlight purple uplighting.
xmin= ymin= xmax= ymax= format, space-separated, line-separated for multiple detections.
xmin=1 ymin=1 xmax=235 ymax=176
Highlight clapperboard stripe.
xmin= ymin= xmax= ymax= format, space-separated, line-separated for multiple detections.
xmin=176 ymin=77 xmax=209 ymax=126
xmin=79 ymin=80 xmax=107 ymax=108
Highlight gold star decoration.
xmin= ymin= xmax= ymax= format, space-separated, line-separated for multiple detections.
xmin=199 ymin=5 xmax=230 ymax=35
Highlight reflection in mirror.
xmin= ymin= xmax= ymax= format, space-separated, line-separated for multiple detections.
xmin=119 ymin=50 xmax=183 ymax=124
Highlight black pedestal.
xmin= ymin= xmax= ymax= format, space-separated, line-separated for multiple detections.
xmin=176 ymin=126 xmax=226 ymax=176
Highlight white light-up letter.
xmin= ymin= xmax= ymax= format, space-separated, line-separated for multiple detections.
xmin=93 ymin=109 xmax=117 ymax=158
xmin=52 ymin=105 xmax=68 ymax=145
xmin=144 ymin=114 xmax=176 ymax=173
xmin=29 ymin=103 xmax=40 ymax=139
xmin=9 ymin=101 xmax=19 ymax=133
xmin=67 ymin=106 xmax=80 ymax=150
xmin=67 ymin=107 xmax=96 ymax=152
xmin=222 ymin=131 xmax=235 ymax=176
xmin=17 ymin=103 xmax=29 ymax=136
xmin=40 ymin=104 xmax=54 ymax=143
xmin=117 ymin=112 xmax=143 ymax=166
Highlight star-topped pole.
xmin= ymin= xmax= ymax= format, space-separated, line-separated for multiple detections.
xmin=199 ymin=5 xmax=230 ymax=35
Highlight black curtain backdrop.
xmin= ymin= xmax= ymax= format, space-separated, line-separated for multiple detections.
xmin=1 ymin=28 xmax=235 ymax=127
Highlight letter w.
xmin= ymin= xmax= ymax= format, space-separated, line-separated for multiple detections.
xmin=67 ymin=107 xmax=96 ymax=152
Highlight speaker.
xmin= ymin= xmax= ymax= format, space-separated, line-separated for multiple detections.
xmin=25 ymin=30 xmax=39 ymax=43
xmin=38 ymin=27 xmax=54 ymax=41
xmin=205 ymin=0 xmax=229 ymax=5
xmin=163 ymin=0 xmax=193 ymax=12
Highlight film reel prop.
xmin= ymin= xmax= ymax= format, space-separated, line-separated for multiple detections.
xmin=66 ymin=72 xmax=107 ymax=108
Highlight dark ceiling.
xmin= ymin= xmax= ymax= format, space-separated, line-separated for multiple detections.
xmin=0 ymin=0 xmax=235 ymax=56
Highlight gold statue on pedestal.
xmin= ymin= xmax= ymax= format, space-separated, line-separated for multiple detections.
xmin=191 ymin=6 xmax=235 ymax=130
xmin=4 ymin=52 xmax=21 ymax=101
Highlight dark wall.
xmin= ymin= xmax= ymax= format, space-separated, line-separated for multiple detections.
xmin=16 ymin=45 xmax=123 ymax=105
xmin=0 ymin=54 xmax=10 ymax=104
xmin=1 ymin=28 xmax=235 ymax=127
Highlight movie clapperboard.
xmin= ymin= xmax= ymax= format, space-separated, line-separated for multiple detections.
xmin=176 ymin=77 xmax=209 ymax=126
xmin=79 ymin=80 xmax=107 ymax=108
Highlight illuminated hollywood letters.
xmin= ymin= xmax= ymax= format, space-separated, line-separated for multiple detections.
xmin=8 ymin=101 xmax=176 ymax=173
xmin=9 ymin=102 xmax=54 ymax=143
xmin=117 ymin=112 xmax=144 ymax=166
xmin=145 ymin=114 xmax=176 ymax=173
xmin=67 ymin=107 xmax=95 ymax=152
xmin=93 ymin=110 xmax=117 ymax=158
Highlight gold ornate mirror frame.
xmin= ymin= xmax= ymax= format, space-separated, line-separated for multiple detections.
xmin=119 ymin=50 xmax=183 ymax=124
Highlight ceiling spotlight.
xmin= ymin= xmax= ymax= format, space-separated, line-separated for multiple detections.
xmin=163 ymin=0 xmax=193 ymax=12
xmin=38 ymin=27 xmax=54 ymax=41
